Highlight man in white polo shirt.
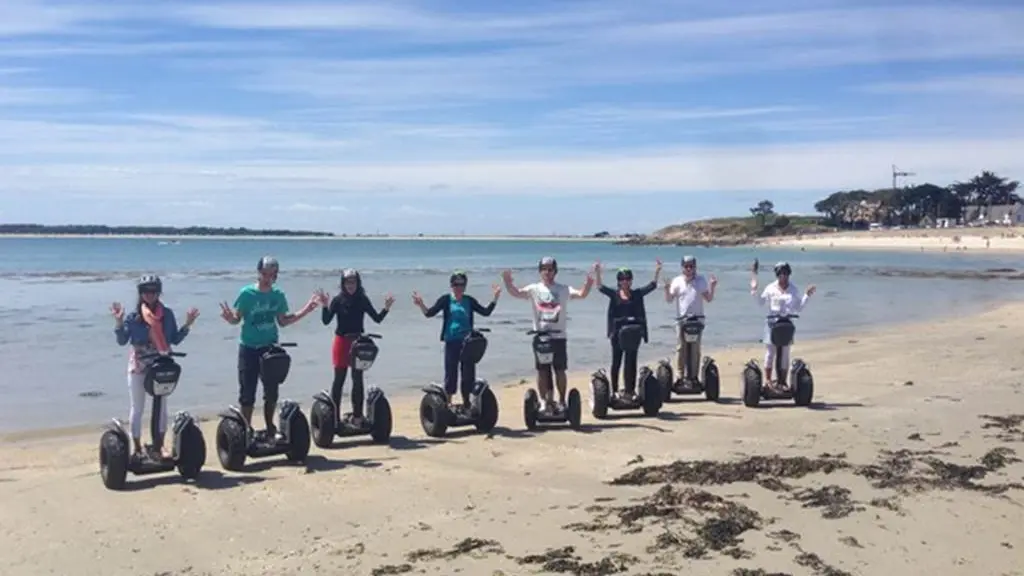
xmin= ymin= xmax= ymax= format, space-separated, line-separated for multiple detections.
xmin=664 ymin=255 xmax=717 ymax=379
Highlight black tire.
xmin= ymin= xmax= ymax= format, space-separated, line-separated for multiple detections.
xmin=567 ymin=389 xmax=582 ymax=429
xmin=420 ymin=393 xmax=451 ymax=438
xmin=794 ymin=367 xmax=814 ymax=407
xmin=216 ymin=417 xmax=248 ymax=471
xmin=474 ymin=388 xmax=499 ymax=433
xmin=742 ymin=365 xmax=762 ymax=408
xmin=99 ymin=430 xmax=129 ymax=490
xmin=370 ymin=395 xmax=393 ymax=444
xmin=704 ymin=362 xmax=721 ymax=402
xmin=310 ymin=399 xmax=336 ymax=449
xmin=175 ymin=423 xmax=206 ymax=480
xmin=285 ymin=410 xmax=311 ymax=463
xmin=590 ymin=376 xmax=610 ymax=419
xmin=656 ymin=362 xmax=673 ymax=402
xmin=642 ymin=373 xmax=662 ymax=417
xmin=523 ymin=389 xmax=539 ymax=431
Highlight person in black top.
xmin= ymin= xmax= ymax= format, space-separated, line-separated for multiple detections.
xmin=595 ymin=259 xmax=662 ymax=397
xmin=412 ymin=270 xmax=501 ymax=407
xmin=318 ymin=269 xmax=394 ymax=424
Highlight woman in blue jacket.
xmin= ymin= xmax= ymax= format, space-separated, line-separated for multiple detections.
xmin=412 ymin=271 xmax=501 ymax=406
xmin=112 ymin=275 xmax=199 ymax=458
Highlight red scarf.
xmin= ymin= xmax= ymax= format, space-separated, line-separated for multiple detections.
xmin=141 ymin=302 xmax=170 ymax=354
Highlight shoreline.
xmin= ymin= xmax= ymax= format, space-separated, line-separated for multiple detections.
xmin=763 ymin=228 xmax=1024 ymax=253
xmin=1 ymin=301 xmax=1022 ymax=575
xmin=0 ymin=233 xmax=622 ymax=242
xmin=3 ymin=298 xmax=1011 ymax=445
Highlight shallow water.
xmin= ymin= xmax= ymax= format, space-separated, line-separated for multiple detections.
xmin=0 ymin=237 xmax=1019 ymax=433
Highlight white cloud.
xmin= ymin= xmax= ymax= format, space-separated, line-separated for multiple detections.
xmin=279 ymin=202 xmax=348 ymax=212
xmin=859 ymin=74 xmax=1024 ymax=97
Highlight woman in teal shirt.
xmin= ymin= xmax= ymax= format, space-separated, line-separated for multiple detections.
xmin=412 ymin=271 xmax=501 ymax=406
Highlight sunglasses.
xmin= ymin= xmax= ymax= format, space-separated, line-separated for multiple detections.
xmin=140 ymin=289 xmax=160 ymax=295
xmin=451 ymin=282 xmax=466 ymax=288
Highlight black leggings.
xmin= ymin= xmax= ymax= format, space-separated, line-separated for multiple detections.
xmin=610 ymin=339 xmax=639 ymax=394
xmin=331 ymin=367 xmax=365 ymax=418
xmin=444 ymin=340 xmax=476 ymax=405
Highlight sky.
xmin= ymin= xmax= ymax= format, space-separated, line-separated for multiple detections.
xmin=1 ymin=0 xmax=1023 ymax=235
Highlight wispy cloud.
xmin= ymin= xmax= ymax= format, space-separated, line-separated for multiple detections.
xmin=860 ymin=74 xmax=1024 ymax=97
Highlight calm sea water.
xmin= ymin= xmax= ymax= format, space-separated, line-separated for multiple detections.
xmin=0 ymin=237 xmax=1019 ymax=434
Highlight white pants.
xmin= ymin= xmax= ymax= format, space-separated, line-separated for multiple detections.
xmin=129 ymin=371 xmax=167 ymax=439
xmin=764 ymin=345 xmax=791 ymax=378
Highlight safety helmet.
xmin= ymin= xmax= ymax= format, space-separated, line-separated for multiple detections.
xmin=450 ymin=270 xmax=468 ymax=285
xmin=257 ymin=256 xmax=279 ymax=272
xmin=137 ymin=275 xmax=162 ymax=293
xmin=774 ymin=261 xmax=792 ymax=276
xmin=616 ymin=267 xmax=633 ymax=281
xmin=681 ymin=255 xmax=697 ymax=267
xmin=538 ymin=256 xmax=558 ymax=272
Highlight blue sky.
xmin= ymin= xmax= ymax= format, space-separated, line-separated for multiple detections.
xmin=1 ymin=0 xmax=1023 ymax=235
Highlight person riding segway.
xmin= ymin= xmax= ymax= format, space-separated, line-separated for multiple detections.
xmin=413 ymin=271 xmax=502 ymax=438
xmin=589 ymin=261 xmax=664 ymax=419
xmin=215 ymin=256 xmax=319 ymax=471
xmin=656 ymin=255 xmax=720 ymax=402
xmin=743 ymin=260 xmax=817 ymax=407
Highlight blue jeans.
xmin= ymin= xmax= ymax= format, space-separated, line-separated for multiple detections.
xmin=443 ymin=339 xmax=476 ymax=404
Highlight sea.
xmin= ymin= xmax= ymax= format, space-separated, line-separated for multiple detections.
xmin=0 ymin=236 xmax=1019 ymax=434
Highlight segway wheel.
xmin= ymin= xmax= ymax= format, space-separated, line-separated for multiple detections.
xmin=742 ymin=364 xmax=762 ymax=408
xmin=641 ymin=373 xmax=662 ymax=417
xmin=567 ymin=389 xmax=582 ymax=430
xmin=175 ymin=423 xmax=206 ymax=480
xmin=419 ymin=392 xmax=451 ymax=438
xmin=794 ymin=367 xmax=814 ymax=407
xmin=99 ymin=430 xmax=129 ymax=491
xmin=523 ymin=389 xmax=540 ymax=431
xmin=216 ymin=417 xmax=248 ymax=471
xmin=590 ymin=375 xmax=611 ymax=420
xmin=474 ymin=388 xmax=499 ymax=433
xmin=310 ymin=399 xmax=336 ymax=449
xmin=285 ymin=410 xmax=311 ymax=463
xmin=704 ymin=361 xmax=721 ymax=402
xmin=370 ymin=395 xmax=393 ymax=444
xmin=656 ymin=362 xmax=673 ymax=403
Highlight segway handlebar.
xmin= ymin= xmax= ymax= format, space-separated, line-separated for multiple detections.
xmin=137 ymin=351 xmax=187 ymax=361
xmin=766 ymin=314 xmax=799 ymax=320
xmin=277 ymin=342 xmax=298 ymax=347
xmin=527 ymin=329 xmax=562 ymax=336
xmin=676 ymin=314 xmax=705 ymax=322
xmin=476 ymin=327 xmax=491 ymax=333
xmin=342 ymin=332 xmax=382 ymax=339
xmin=612 ymin=316 xmax=643 ymax=327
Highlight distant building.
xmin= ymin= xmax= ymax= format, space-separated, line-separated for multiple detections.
xmin=962 ymin=203 xmax=1024 ymax=225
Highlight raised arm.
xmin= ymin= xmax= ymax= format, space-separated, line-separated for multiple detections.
xmin=321 ymin=293 xmax=337 ymax=325
xmin=570 ymin=262 xmax=598 ymax=299
xmin=414 ymin=293 xmax=445 ymax=318
xmin=471 ymin=292 xmax=497 ymax=316
xmin=594 ymin=262 xmax=615 ymax=296
xmin=702 ymin=275 xmax=718 ymax=303
xmin=792 ymin=284 xmax=816 ymax=312
xmin=167 ymin=307 xmax=198 ymax=345
xmin=278 ymin=292 xmax=319 ymax=327
xmin=363 ymin=293 xmax=394 ymax=324
xmin=501 ymin=270 xmax=530 ymax=299
xmin=112 ymin=302 xmax=129 ymax=345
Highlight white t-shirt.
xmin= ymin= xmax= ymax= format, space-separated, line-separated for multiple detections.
xmin=668 ymin=274 xmax=710 ymax=318
xmin=755 ymin=280 xmax=808 ymax=316
xmin=522 ymin=282 xmax=577 ymax=339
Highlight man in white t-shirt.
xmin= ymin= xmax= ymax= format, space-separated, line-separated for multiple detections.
xmin=750 ymin=260 xmax=816 ymax=387
xmin=664 ymin=255 xmax=717 ymax=379
xmin=503 ymin=256 xmax=595 ymax=412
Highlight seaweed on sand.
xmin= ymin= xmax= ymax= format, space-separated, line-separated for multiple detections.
xmin=609 ymin=454 xmax=849 ymax=487
xmin=515 ymin=546 xmax=638 ymax=576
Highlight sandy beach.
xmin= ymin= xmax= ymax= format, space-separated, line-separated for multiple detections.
xmin=1 ymin=303 xmax=1022 ymax=576
xmin=771 ymin=227 xmax=1024 ymax=253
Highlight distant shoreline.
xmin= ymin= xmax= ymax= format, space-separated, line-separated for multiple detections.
xmin=0 ymin=233 xmax=622 ymax=242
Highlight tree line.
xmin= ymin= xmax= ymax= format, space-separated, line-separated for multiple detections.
xmin=811 ymin=171 xmax=1021 ymax=228
xmin=0 ymin=224 xmax=335 ymax=237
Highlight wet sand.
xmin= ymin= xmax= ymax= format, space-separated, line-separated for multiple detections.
xmin=1 ymin=304 xmax=1023 ymax=575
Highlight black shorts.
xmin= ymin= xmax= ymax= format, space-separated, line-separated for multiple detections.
xmin=535 ymin=338 xmax=568 ymax=372
xmin=237 ymin=344 xmax=280 ymax=407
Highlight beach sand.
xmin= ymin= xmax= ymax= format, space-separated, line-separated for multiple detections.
xmin=771 ymin=227 xmax=1024 ymax=253
xmin=2 ymin=304 xmax=1023 ymax=576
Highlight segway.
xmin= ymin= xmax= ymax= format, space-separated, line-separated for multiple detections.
xmin=522 ymin=329 xmax=582 ymax=430
xmin=215 ymin=342 xmax=311 ymax=471
xmin=99 ymin=351 xmax=206 ymax=490
xmin=741 ymin=314 xmax=814 ymax=408
xmin=589 ymin=317 xmax=663 ymax=419
xmin=310 ymin=332 xmax=393 ymax=447
xmin=419 ymin=328 xmax=500 ymax=438
xmin=655 ymin=314 xmax=720 ymax=402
